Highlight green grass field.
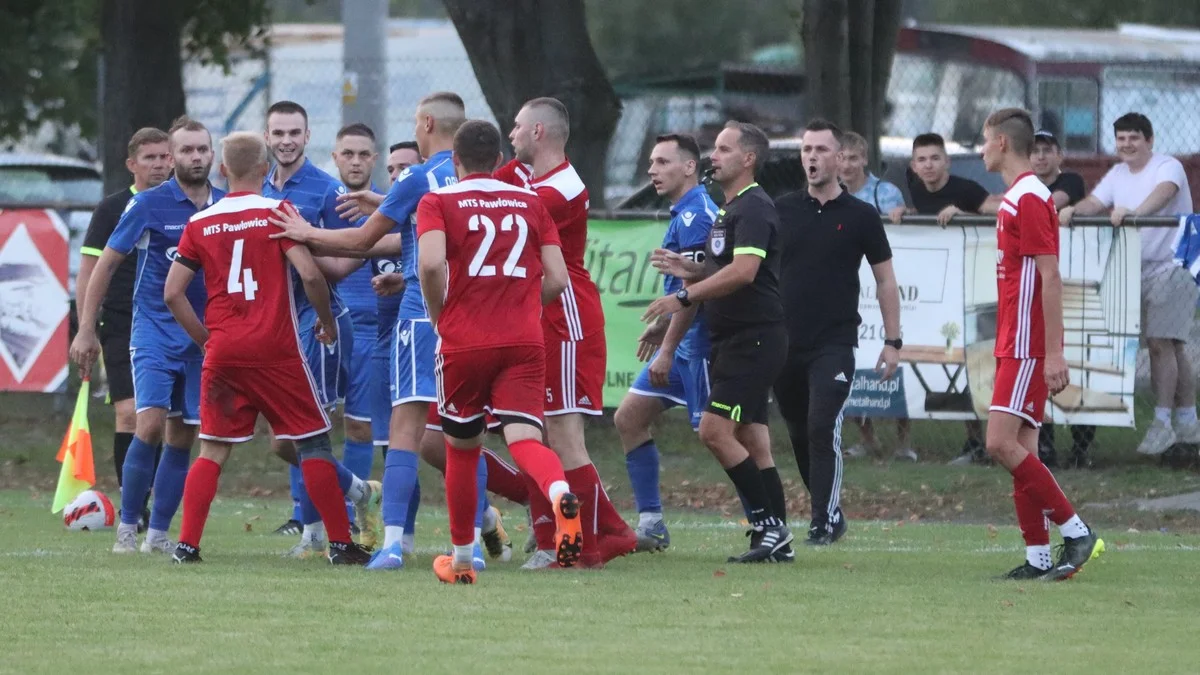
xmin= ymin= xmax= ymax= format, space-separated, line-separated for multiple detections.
xmin=3 ymin=490 xmax=1199 ymax=674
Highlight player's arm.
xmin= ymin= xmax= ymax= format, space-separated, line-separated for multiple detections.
xmin=164 ymin=258 xmax=208 ymax=350
xmin=285 ymin=244 xmax=338 ymax=345
xmin=540 ymin=244 xmax=568 ymax=305
xmin=306 ymin=232 xmax=403 ymax=259
xmin=1035 ymin=253 xmax=1068 ymax=394
xmin=76 ymin=199 xmax=117 ymax=310
xmin=415 ymin=195 xmax=448 ymax=325
xmin=269 ymin=201 xmax=395 ymax=253
xmin=70 ymin=199 xmax=143 ymax=375
xmin=871 ymin=260 xmax=901 ymax=379
xmin=642 ymin=252 xmax=760 ymax=323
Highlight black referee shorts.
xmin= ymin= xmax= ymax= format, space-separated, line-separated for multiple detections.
xmin=705 ymin=323 xmax=787 ymax=425
xmin=98 ymin=311 xmax=134 ymax=403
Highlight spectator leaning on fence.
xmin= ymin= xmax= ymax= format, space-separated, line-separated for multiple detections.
xmin=1030 ymin=129 xmax=1097 ymax=469
xmin=1060 ymin=112 xmax=1199 ymax=456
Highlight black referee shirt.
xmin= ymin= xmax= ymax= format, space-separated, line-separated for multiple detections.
xmin=702 ymin=183 xmax=784 ymax=339
xmin=775 ymin=189 xmax=893 ymax=353
xmin=81 ymin=187 xmax=138 ymax=319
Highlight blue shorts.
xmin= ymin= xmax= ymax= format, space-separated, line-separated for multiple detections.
xmin=391 ymin=318 xmax=437 ymax=406
xmin=130 ymin=346 xmax=202 ymax=424
xmin=370 ymin=341 xmax=392 ymax=446
xmin=343 ymin=326 xmax=376 ymax=421
xmin=299 ymin=311 xmax=354 ymax=410
xmin=629 ymin=352 xmax=710 ymax=430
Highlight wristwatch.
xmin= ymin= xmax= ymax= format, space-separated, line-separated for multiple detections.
xmin=884 ymin=338 xmax=902 ymax=350
xmin=675 ymin=288 xmax=692 ymax=307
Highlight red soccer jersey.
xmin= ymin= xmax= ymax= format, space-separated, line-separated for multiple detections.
xmin=495 ymin=158 xmax=604 ymax=340
xmin=415 ymin=175 xmax=562 ymax=353
xmin=176 ymin=193 xmax=304 ymax=366
xmin=994 ymin=173 xmax=1059 ymax=359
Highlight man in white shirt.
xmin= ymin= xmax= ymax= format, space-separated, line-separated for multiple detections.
xmin=1061 ymin=112 xmax=1198 ymax=455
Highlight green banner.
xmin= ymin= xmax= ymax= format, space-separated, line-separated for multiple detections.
xmin=585 ymin=219 xmax=669 ymax=407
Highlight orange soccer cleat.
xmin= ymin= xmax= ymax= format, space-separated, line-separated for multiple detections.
xmin=433 ymin=554 xmax=477 ymax=585
xmin=553 ymin=492 xmax=583 ymax=568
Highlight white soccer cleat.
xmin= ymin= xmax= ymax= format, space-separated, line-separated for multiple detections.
xmin=285 ymin=537 xmax=328 ymax=559
xmin=1174 ymin=419 xmax=1200 ymax=445
xmin=112 ymin=524 xmax=138 ymax=554
xmin=520 ymin=549 xmax=556 ymax=570
xmin=140 ymin=534 xmax=175 ymax=554
xmin=1137 ymin=420 xmax=1176 ymax=456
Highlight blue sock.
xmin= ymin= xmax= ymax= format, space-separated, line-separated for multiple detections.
xmin=335 ymin=459 xmax=355 ymax=494
xmin=382 ymin=450 xmax=418 ymax=528
xmin=626 ymin=440 xmax=662 ymax=513
xmin=474 ymin=455 xmax=489 ymax=528
xmin=404 ymin=478 xmax=420 ymax=534
xmin=119 ymin=436 xmax=157 ymax=526
xmin=147 ymin=444 xmax=190 ymax=532
xmin=289 ymin=465 xmax=303 ymax=522
xmin=298 ymin=474 xmax=321 ymax=526
xmin=343 ymin=439 xmax=374 ymax=479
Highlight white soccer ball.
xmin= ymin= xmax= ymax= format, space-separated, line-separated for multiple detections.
xmin=62 ymin=490 xmax=116 ymax=531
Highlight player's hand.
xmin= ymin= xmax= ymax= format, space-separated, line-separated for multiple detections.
xmin=636 ymin=340 xmax=659 ymax=362
xmin=69 ymin=329 xmax=100 ymax=378
xmin=876 ymin=345 xmax=899 ymax=380
xmin=268 ymin=203 xmax=315 ymax=243
xmin=1110 ymin=206 xmax=1131 ymax=227
xmin=1058 ymin=206 xmax=1075 ymax=228
xmin=648 ymin=350 xmax=672 ymax=388
xmin=314 ymin=318 xmax=337 ymax=345
xmin=888 ymin=205 xmax=909 ymax=225
xmin=650 ymin=248 xmax=702 ymax=281
xmin=642 ymin=295 xmax=682 ymax=324
xmin=371 ymin=272 xmax=405 ymax=297
xmin=1045 ymin=352 xmax=1069 ymax=396
xmin=636 ymin=319 xmax=667 ymax=359
xmin=336 ymin=190 xmax=384 ymax=221
xmin=936 ymin=205 xmax=961 ymax=227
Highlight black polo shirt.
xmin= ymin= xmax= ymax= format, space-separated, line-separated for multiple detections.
xmin=775 ymin=188 xmax=893 ymax=352
xmin=703 ymin=183 xmax=783 ymax=339
xmin=908 ymin=173 xmax=989 ymax=215
xmin=1046 ymin=171 xmax=1085 ymax=206
xmin=81 ymin=187 xmax=138 ymax=320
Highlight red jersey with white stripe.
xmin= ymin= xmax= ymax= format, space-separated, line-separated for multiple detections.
xmin=176 ymin=192 xmax=303 ymax=366
xmin=994 ymin=173 xmax=1059 ymax=359
xmin=495 ymin=158 xmax=604 ymax=340
xmin=415 ymin=175 xmax=561 ymax=353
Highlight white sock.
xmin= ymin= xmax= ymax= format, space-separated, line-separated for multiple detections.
xmin=302 ymin=522 xmax=325 ymax=543
xmin=346 ymin=476 xmax=366 ymax=504
xmin=481 ymin=505 xmax=497 ymax=532
xmin=474 ymin=526 xmax=483 ymax=548
xmin=452 ymin=544 xmax=474 ymax=567
xmin=638 ymin=512 xmax=663 ymax=529
xmin=1175 ymin=407 xmax=1198 ymax=426
xmin=547 ymin=480 xmax=570 ymax=504
xmin=118 ymin=522 xmax=137 ymax=535
xmin=383 ymin=525 xmax=404 ymax=549
xmin=1155 ymin=407 xmax=1173 ymax=426
xmin=401 ymin=532 xmax=415 ymax=554
xmin=146 ymin=528 xmax=168 ymax=543
xmin=1026 ymin=544 xmax=1052 ymax=570
xmin=1058 ymin=514 xmax=1089 ymax=539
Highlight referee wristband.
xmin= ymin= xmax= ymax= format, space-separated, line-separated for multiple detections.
xmin=81 ymin=246 xmax=104 ymax=257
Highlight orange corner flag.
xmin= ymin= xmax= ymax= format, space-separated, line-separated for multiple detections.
xmin=53 ymin=379 xmax=95 ymax=513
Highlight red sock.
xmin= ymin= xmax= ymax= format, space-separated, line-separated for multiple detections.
xmin=179 ymin=457 xmax=221 ymax=549
xmin=564 ymin=465 xmax=600 ymax=554
xmin=300 ymin=458 xmax=353 ymax=544
xmin=483 ymin=449 xmax=529 ymax=505
xmin=507 ymin=439 xmax=567 ymax=497
xmin=1012 ymin=476 xmax=1050 ymax=546
xmin=1011 ymin=453 xmax=1077 ymax=525
xmin=570 ymin=462 xmax=633 ymax=536
xmin=445 ymin=441 xmax=481 ymax=547
xmin=523 ymin=472 xmax=556 ymax=551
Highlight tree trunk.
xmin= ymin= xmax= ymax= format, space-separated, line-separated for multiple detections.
xmin=100 ymin=0 xmax=186 ymax=194
xmin=802 ymin=0 xmax=850 ymax=125
xmin=442 ymin=0 xmax=622 ymax=207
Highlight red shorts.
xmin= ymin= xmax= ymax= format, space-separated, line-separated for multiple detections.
xmin=436 ymin=345 xmax=545 ymax=427
xmin=200 ymin=360 xmax=331 ymax=442
xmin=545 ymin=332 xmax=605 ymax=416
xmin=989 ymin=357 xmax=1047 ymax=427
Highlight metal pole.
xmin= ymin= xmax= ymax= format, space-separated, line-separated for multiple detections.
xmin=341 ymin=0 xmax=389 ymax=188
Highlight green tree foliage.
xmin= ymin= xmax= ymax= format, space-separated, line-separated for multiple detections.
xmin=921 ymin=0 xmax=1200 ymax=27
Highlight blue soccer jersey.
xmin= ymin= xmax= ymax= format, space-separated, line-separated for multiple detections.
xmin=663 ymin=184 xmax=718 ymax=360
xmin=376 ymin=150 xmax=458 ymax=321
xmin=329 ymin=183 xmax=386 ymax=333
xmin=106 ymin=177 xmax=224 ymax=359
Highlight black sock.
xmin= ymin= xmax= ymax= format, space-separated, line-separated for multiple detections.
xmin=724 ymin=458 xmax=777 ymax=527
xmin=113 ymin=432 xmax=134 ymax=486
xmin=760 ymin=467 xmax=788 ymax=525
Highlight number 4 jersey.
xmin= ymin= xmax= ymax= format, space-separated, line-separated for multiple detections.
xmin=175 ymin=193 xmax=306 ymax=365
xmin=415 ymin=175 xmax=561 ymax=353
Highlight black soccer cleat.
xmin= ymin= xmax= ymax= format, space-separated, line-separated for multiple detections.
xmin=727 ymin=524 xmax=793 ymax=563
xmin=328 ymin=541 xmax=373 ymax=566
xmin=171 ymin=542 xmax=203 ymax=564
xmin=998 ymin=562 xmax=1050 ymax=580
xmin=273 ymin=518 xmax=303 ymax=536
xmin=1046 ymin=530 xmax=1105 ymax=581
xmin=770 ymin=542 xmax=796 ymax=563
xmin=804 ymin=510 xmax=848 ymax=547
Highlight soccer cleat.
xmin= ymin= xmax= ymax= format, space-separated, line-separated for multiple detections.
xmin=140 ymin=534 xmax=175 ymax=555
xmin=523 ymin=507 xmax=538 ymax=554
xmin=328 ymin=541 xmax=373 ymax=566
xmin=285 ymin=537 xmax=327 ymax=559
xmin=727 ymin=524 xmax=793 ymax=563
xmin=112 ymin=524 xmax=138 ymax=554
xmin=1136 ymin=420 xmax=1176 ymax=456
xmin=273 ymin=518 xmax=303 ymax=536
xmin=770 ymin=542 xmax=796 ymax=563
xmin=433 ymin=555 xmax=477 ymax=584
xmin=893 ymin=447 xmax=919 ymax=462
xmin=481 ymin=506 xmax=513 ymax=561
xmin=999 ymin=562 xmax=1051 ymax=580
xmin=1175 ymin=419 xmax=1200 ymax=445
xmin=1045 ymin=531 xmax=1105 ymax=581
xmin=364 ymin=542 xmax=406 ymax=571
xmin=171 ymin=542 xmax=202 ymax=564
xmin=353 ymin=480 xmax=383 ymax=549
xmin=635 ymin=520 xmax=671 ymax=553
xmin=552 ymin=493 xmax=583 ymax=568
xmin=804 ymin=510 xmax=848 ymax=547
xmin=521 ymin=549 xmax=557 ymax=570
xmin=843 ymin=444 xmax=868 ymax=459
xmin=599 ymin=527 xmax=638 ymax=564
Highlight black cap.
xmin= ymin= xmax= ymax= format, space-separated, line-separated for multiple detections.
xmin=1033 ymin=129 xmax=1059 ymax=147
